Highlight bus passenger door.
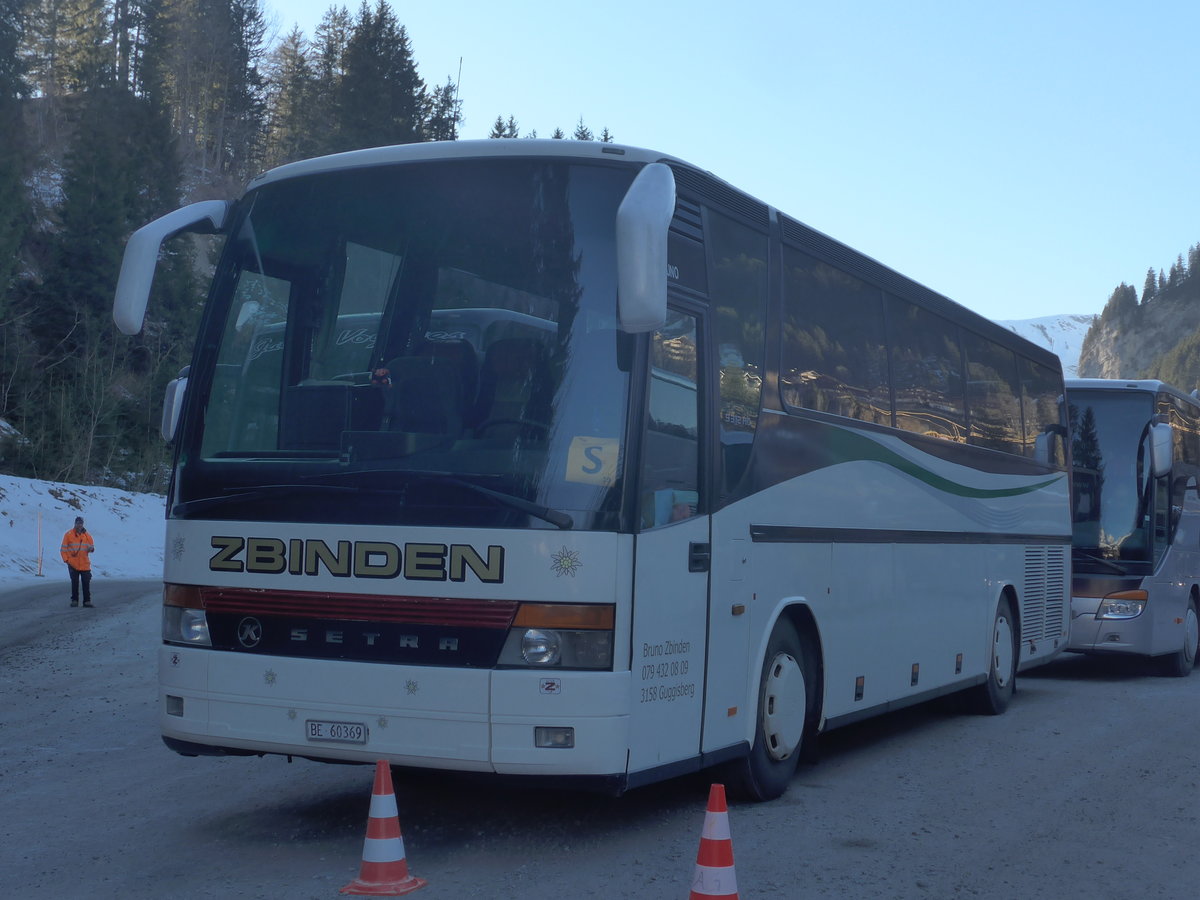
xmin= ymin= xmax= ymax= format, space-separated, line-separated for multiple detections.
xmin=628 ymin=309 xmax=709 ymax=775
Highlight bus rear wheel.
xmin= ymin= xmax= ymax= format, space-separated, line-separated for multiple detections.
xmin=969 ymin=596 xmax=1017 ymax=715
xmin=728 ymin=618 xmax=812 ymax=802
xmin=1160 ymin=598 xmax=1199 ymax=678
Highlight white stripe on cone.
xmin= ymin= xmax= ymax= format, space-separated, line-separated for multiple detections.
xmin=692 ymin=866 xmax=739 ymax=897
xmin=362 ymin=836 xmax=409 ymax=864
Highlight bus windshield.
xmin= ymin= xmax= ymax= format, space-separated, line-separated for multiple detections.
xmin=1069 ymin=389 xmax=1157 ymax=566
xmin=176 ymin=159 xmax=637 ymax=530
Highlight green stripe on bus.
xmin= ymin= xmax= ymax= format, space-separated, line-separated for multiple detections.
xmin=830 ymin=429 xmax=1063 ymax=498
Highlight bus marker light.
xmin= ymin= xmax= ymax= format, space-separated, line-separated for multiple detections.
xmin=534 ymin=727 xmax=574 ymax=749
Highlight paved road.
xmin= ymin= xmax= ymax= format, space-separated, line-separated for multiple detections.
xmin=2 ymin=577 xmax=1198 ymax=898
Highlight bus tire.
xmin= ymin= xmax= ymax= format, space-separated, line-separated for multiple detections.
xmin=969 ymin=595 xmax=1017 ymax=715
xmin=1160 ymin=597 xmax=1199 ymax=678
xmin=728 ymin=617 xmax=812 ymax=802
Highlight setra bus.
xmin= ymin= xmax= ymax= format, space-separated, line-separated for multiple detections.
xmin=113 ymin=140 xmax=1071 ymax=799
xmin=1066 ymin=378 xmax=1200 ymax=675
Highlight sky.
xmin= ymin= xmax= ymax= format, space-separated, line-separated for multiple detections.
xmin=261 ymin=1 xmax=1200 ymax=325
xmin=0 ymin=475 xmax=164 ymax=586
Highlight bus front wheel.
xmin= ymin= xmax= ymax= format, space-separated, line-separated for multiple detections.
xmin=1160 ymin=598 xmax=1199 ymax=678
xmin=728 ymin=618 xmax=812 ymax=802
xmin=969 ymin=596 xmax=1017 ymax=715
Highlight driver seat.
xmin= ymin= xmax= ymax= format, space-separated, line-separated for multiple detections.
xmin=471 ymin=338 xmax=550 ymax=437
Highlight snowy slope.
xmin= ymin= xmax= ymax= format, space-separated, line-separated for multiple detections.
xmin=0 ymin=475 xmax=165 ymax=586
xmin=997 ymin=313 xmax=1095 ymax=377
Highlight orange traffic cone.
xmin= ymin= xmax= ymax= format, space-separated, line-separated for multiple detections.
xmin=689 ymin=783 xmax=739 ymax=900
xmin=341 ymin=760 xmax=427 ymax=896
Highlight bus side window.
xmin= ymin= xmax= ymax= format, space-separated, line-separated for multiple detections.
xmin=641 ymin=312 xmax=701 ymax=529
xmin=707 ymin=211 xmax=767 ymax=495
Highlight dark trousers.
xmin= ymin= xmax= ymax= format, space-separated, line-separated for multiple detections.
xmin=68 ymin=566 xmax=92 ymax=603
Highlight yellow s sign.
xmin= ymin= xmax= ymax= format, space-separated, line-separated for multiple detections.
xmin=566 ymin=436 xmax=619 ymax=486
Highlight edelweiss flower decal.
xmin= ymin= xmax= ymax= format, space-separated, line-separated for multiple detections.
xmin=551 ymin=546 xmax=582 ymax=577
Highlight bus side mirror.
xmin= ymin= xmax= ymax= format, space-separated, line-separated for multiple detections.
xmin=1151 ymin=422 xmax=1174 ymax=478
xmin=162 ymin=367 xmax=189 ymax=442
xmin=1035 ymin=423 xmax=1068 ymax=466
xmin=114 ymin=200 xmax=230 ymax=335
xmin=615 ymin=163 xmax=675 ymax=333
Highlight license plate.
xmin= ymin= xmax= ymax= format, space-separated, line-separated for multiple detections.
xmin=305 ymin=720 xmax=368 ymax=744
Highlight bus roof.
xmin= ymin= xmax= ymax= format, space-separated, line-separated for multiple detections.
xmin=1066 ymin=377 xmax=1200 ymax=406
xmin=247 ymin=139 xmax=691 ymax=191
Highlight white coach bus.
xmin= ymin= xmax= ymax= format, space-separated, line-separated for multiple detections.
xmin=1066 ymin=379 xmax=1200 ymax=675
xmin=114 ymin=140 xmax=1070 ymax=800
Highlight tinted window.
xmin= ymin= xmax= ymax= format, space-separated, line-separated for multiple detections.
xmin=781 ymin=248 xmax=891 ymax=426
xmin=1019 ymin=358 xmax=1066 ymax=465
xmin=888 ymin=296 xmax=966 ymax=442
xmin=708 ymin=211 xmax=767 ymax=492
xmin=961 ymin=330 xmax=1023 ymax=454
xmin=641 ymin=310 xmax=701 ymax=529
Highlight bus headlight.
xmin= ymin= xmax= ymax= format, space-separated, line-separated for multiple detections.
xmin=163 ymin=583 xmax=211 ymax=646
xmin=497 ymin=604 xmax=614 ymax=670
xmin=1097 ymin=590 xmax=1148 ymax=620
xmin=163 ymin=606 xmax=211 ymax=645
xmin=521 ymin=629 xmax=561 ymax=665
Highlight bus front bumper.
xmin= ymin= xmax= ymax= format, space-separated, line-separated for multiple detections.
xmin=1067 ymin=596 xmax=1153 ymax=655
xmin=159 ymin=646 xmax=632 ymax=777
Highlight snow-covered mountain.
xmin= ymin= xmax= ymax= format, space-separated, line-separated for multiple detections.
xmin=997 ymin=313 xmax=1095 ymax=378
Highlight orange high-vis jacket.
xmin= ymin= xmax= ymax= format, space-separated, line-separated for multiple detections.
xmin=60 ymin=528 xmax=94 ymax=572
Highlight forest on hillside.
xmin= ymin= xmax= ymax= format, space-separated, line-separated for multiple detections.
xmin=0 ymin=0 xmax=609 ymax=491
xmin=1079 ymin=243 xmax=1200 ymax=388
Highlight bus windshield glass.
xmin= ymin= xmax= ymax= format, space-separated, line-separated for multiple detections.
xmin=1069 ymin=389 xmax=1156 ymax=565
xmin=177 ymin=159 xmax=637 ymax=530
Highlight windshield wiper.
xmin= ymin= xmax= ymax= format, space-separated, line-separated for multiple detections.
xmin=311 ymin=469 xmax=573 ymax=529
xmin=1072 ymin=549 xmax=1128 ymax=575
xmin=416 ymin=474 xmax=574 ymax=531
xmin=172 ymin=483 xmax=362 ymax=517
xmin=177 ymin=472 xmax=574 ymax=530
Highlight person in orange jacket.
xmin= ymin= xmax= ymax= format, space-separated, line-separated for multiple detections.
xmin=61 ymin=516 xmax=95 ymax=607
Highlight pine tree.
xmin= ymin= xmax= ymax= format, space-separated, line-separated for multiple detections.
xmin=262 ymin=25 xmax=318 ymax=167
xmin=572 ymin=117 xmax=592 ymax=141
xmin=23 ymin=0 xmax=110 ymax=144
xmin=488 ymin=114 xmax=518 ymax=139
xmin=20 ymin=80 xmax=184 ymax=480
xmin=1100 ymin=282 xmax=1137 ymax=324
xmin=336 ymin=0 xmax=427 ymax=152
xmin=139 ymin=0 xmax=267 ymax=185
xmin=599 ymin=126 xmax=614 ymax=143
xmin=425 ymin=76 xmax=460 ymax=141
xmin=0 ymin=0 xmax=28 ymax=299
xmin=1169 ymin=254 xmax=1186 ymax=290
xmin=306 ymin=4 xmax=351 ymax=158
xmin=1142 ymin=267 xmax=1157 ymax=304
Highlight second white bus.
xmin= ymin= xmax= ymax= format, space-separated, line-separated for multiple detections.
xmin=1067 ymin=378 xmax=1200 ymax=675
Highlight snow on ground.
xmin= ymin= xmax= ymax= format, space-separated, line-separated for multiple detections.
xmin=0 ymin=474 xmax=165 ymax=586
